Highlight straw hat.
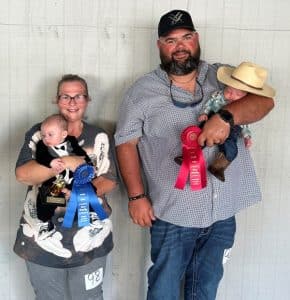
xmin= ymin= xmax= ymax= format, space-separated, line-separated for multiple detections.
xmin=217 ymin=62 xmax=275 ymax=97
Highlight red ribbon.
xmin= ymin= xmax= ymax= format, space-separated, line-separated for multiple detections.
xmin=175 ymin=126 xmax=207 ymax=191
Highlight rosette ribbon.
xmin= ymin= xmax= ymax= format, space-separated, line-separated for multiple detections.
xmin=62 ymin=164 xmax=108 ymax=228
xmin=175 ymin=126 xmax=207 ymax=191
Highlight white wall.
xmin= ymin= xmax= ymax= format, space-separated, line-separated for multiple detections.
xmin=2 ymin=0 xmax=289 ymax=299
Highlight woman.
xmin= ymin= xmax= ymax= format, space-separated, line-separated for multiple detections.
xmin=14 ymin=74 xmax=117 ymax=300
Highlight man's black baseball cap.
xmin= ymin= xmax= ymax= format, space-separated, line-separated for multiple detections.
xmin=158 ymin=10 xmax=196 ymax=37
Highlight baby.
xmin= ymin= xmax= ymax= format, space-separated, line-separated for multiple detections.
xmin=198 ymin=86 xmax=252 ymax=147
xmin=36 ymin=114 xmax=92 ymax=221
xmin=175 ymin=62 xmax=275 ymax=182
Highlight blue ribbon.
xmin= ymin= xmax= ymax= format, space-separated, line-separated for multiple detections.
xmin=62 ymin=164 xmax=108 ymax=228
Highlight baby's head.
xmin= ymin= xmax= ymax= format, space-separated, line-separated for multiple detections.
xmin=40 ymin=114 xmax=68 ymax=147
xmin=217 ymin=62 xmax=276 ymax=100
xmin=224 ymin=86 xmax=247 ymax=102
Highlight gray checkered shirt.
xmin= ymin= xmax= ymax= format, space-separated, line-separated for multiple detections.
xmin=115 ymin=61 xmax=261 ymax=228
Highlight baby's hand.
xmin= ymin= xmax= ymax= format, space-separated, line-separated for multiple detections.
xmin=50 ymin=158 xmax=65 ymax=173
xmin=244 ymin=137 xmax=252 ymax=148
xmin=61 ymin=187 xmax=71 ymax=202
xmin=198 ymin=114 xmax=208 ymax=122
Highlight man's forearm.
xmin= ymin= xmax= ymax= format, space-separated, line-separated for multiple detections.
xmin=224 ymin=94 xmax=274 ymax=125
xmin=15 ymin=160 xmax=56 ymax=185
xmin=116 ymin=141 xmax=145 ymax=197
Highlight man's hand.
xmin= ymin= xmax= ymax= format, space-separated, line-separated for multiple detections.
xmin=198 ymin=114 xmax=230 ymax=147
xmin=128 ymin=197 xmax=156 ymax=227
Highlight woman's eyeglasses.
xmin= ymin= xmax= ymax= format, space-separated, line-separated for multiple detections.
xmin=58 ymin=94 xmax=88 ymax=103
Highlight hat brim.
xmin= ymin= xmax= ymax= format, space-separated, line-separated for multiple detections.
xmin=217 ymin=66 xmax=276 ymax=98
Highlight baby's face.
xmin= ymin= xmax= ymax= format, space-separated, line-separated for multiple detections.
xmin=224 ymin=86 xmax=247 ymax=102
xmin=41 ymin=123 xmax=67 ymax=147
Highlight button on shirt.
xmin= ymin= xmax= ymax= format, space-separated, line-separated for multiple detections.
xmin=115 ymin=60 xmax=261 ymax=228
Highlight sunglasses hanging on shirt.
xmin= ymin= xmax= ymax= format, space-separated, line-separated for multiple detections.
xmin=169 ymin=79 xmax=204 ymax=108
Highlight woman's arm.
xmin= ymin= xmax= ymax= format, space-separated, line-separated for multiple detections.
xmin=16 ymin=155 xmax=85 ymax=186
xmin=15 ymin=160 xmax=56 ymax=185
xmin=61 ymin=153 xmax=117 ymax=195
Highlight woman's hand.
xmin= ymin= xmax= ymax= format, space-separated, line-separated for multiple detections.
xmin=60 ymin=156 xmax=86 ymax=172
xmin=91 ymin=176 xmax=117 ymax=196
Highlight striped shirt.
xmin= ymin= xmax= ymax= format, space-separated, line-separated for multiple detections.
xmin=115 ymin=60 xmax=261 ymax=228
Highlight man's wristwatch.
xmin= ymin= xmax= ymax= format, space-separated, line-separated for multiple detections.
xmin=216 ymin=109 xmax=234 ymax=128
xmin=128 ymin=193 xmax=147 ymax=201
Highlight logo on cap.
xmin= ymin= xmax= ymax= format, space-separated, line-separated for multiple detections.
xmin=168 ymin=11 xmax=185 ymax=25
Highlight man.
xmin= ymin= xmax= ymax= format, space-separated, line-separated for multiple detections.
xmin=115 ymin=9 xmax=274 ymax=300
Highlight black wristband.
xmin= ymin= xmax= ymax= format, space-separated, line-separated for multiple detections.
xmin=128 ymin=193 xmax=147 ymax=201
xmin=216 ymin=109 xmax=234 ymax=128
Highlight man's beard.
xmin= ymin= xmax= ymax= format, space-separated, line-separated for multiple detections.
xmin=160 ymin=46 xmax=201 ymax=75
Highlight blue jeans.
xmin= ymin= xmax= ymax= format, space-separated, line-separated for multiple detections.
xmin=219 ymin=125 xmax=242 ymax=162
xmin=147 ymin=216 xmax=236 ymax=300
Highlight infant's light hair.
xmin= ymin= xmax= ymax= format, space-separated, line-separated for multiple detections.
xmin=41 ymin=114 xmax=68 ymax=131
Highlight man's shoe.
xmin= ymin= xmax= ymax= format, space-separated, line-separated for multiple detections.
xmin=174 ymin=156 xmax=183 ymax=165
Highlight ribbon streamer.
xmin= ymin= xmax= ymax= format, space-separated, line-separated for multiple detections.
xmin=62 ymin=164 xmax=108 ymax=228
xmin=175 ymin=126 xmax=207 ymax=191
